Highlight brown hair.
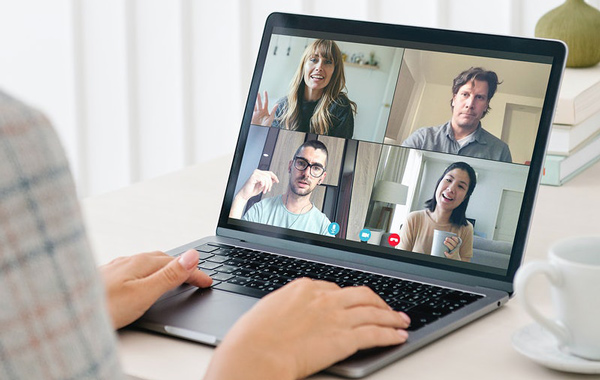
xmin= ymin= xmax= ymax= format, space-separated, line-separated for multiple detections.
xmin=451 ymin=67 xmax=502 ymax=117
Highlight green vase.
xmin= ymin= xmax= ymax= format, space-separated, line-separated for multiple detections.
xmin=535 ymin=0 xmax=600 ymax=68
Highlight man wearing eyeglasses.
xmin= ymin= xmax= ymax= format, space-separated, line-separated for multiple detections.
xmin=229 ymin=139 xmax=332 ymax=235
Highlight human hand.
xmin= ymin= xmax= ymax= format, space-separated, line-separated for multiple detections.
xmin=100 ymin=249 xmax=212 ymax=329
xmin=238 ymin=169 xmax=279 ymax=201
xmin=204 ymin=278 xmax=410 ymax=380
xmin=443 ymin=236 xmax=461 ymax=260
xmin=251 ymin=91 xmax=278 ymax=126
xmin=229 ymin=169 xmax=279 ymax=219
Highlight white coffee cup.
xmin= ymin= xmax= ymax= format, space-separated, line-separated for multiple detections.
xmin=515 ymin=236 xmax=600 ymax=360
xmin=431 ymin=229 xmax=462 ymax=258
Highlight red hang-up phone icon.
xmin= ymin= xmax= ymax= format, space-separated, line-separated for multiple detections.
xmin=388 ymin=233 xmax=400 ymax=247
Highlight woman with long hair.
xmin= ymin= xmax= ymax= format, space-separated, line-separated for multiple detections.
xmin=399 ymin=162 xmax=477 ymax=262
xmin=252 ymin=39 xmax=356 ymax=138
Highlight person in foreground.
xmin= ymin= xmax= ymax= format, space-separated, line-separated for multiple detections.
xmin=0 ymin=90 xmax=409 ymax=380
xmin=398 ymin=162 xmax=477 ymax=262
xmin=252 ymin=39 xmax=356 ymax=138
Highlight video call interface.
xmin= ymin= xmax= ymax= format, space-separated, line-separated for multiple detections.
xmin=227 ymin=27 xmax=555 ymax=276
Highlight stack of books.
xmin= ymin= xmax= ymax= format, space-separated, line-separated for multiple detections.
xmin=542 ymin=64 xmax=600 ymax=186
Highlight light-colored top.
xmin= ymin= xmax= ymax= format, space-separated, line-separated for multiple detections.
xmin=398 ymin=210 xmax=474 ymax=261
xmin=242 ymin=195 xmax=332 ymax=236
xmin=402 ymin=121 xmax=513 ymax=163
xmin=0 ymin=91 xmax=123 ymax=379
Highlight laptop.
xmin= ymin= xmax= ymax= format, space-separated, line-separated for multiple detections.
xmin=134 ymin=12 xmax=566 ymax=378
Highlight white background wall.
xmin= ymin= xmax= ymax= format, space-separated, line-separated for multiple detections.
xmin=1 ymin=0 xmax=598 ymax=197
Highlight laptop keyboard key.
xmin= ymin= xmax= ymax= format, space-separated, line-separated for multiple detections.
xmin=199 ymin=261 xmax=222 ymax=270
xmin=252 ymin=272 xmax=275 ymax=282
xmin=214 ymin=264 xmax=237 ymax=274
xmin=232 ymin=268 xmax=254 ymax=277
xmin=405 ymin=310 xmax=439 ymax=331
xmin=389 ymin=300 xmax=415 ymax=313
xmin=227 ymin=276 xmax=252 ymax=286
xmin=247 ymin=280 xmax=269 ymax=289
xmin=196 ymin=244 xmax=219 ymax=253
xmin=211 ymin=272 xmax=235 ymax=282
xmin=196 ymin=251 xmax=214 ymax=260
xmin=207 ymin=255 xmax=230 ymax=263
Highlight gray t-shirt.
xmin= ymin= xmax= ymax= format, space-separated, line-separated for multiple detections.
xmin=402 ymin=121 xmax=512 ymax=163
xmin=242 ymin=195 xmax=332 ymax=236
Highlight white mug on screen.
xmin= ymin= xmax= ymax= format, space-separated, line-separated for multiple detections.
xmin=431 ymin=229 xmax=462 ymax=258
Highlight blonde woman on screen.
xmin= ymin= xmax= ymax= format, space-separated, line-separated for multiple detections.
xmin=252 ymin=39 xmax=357 ymax=138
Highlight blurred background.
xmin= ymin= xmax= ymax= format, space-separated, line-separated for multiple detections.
xmin=0 ymin=0 xmax=596 ymax=197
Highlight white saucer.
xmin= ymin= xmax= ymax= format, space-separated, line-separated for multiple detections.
xmin=512 ymin=323 xmax=600 ymax=374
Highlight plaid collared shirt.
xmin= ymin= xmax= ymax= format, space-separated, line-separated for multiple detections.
xmin=0 ymin=91 xmax=123 ymax=379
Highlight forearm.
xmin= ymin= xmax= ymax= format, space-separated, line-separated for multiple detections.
xmin=229 ymin=194 xmax=249 ymax=219
xmin=204 ymin=341 xmax=296 ymax=380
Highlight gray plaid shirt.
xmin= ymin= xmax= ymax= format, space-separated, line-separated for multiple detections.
xmin=0 ymin=91 xmax=124 ymax=379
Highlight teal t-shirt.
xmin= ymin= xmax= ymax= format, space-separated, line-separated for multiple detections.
xmin=242 ymin=195 xmax=332 ymax=236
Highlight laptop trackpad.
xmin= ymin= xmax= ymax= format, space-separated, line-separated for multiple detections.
xmin=136 ymin=287 xmax=258 ymax=345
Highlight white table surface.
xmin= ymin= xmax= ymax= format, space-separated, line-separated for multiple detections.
xmin=81 ymin=155 xmax=600 ymax=380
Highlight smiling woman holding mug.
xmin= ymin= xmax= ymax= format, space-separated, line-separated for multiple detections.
xmin=398 ymin=161 xmax=477 ymax=262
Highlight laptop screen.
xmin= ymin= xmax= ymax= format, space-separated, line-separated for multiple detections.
xmin=219 ymin=13 xmax=566 ymax=283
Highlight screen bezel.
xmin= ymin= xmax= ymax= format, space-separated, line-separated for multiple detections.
xmin=216 ymin=12 xmax=567 ymax=289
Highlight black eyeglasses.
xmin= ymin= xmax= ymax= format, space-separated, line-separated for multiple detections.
xmin=293 ymin=156 xmax=325 ymax=178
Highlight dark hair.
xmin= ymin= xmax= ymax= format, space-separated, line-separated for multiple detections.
xmin=425 ymin=162 xmax=477 ymax=226
xmin=451 ymin=67 xmax=502 ymax=117
xmin=294 ymin=139 xmax=329 ymax=166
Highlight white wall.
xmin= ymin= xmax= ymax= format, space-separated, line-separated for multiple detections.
xmin=0 ymin=0 xmax=596 ymax=197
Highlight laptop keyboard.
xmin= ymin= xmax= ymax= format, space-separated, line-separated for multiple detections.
xmin=194 ymin=243 xmax=483 ymax=331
